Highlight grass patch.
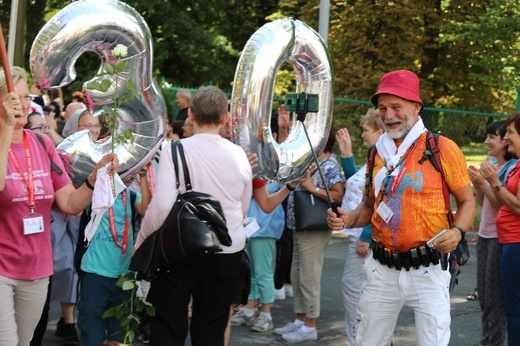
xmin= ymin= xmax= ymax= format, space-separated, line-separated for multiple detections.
xmin=462 ymin=142 xmax=488 ymax=167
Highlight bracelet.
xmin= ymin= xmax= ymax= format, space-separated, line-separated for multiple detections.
xmin=84 ymin=178 xmax=95 ymax=190
xmin=493 ymin=184 xmax=504 ymax=192
xmin=285 ymin=183 xmax=295 ymax=191
xmin=452 ymin=225 xmax=466 ymax=240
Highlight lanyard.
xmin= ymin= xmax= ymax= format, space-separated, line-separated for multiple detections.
xmin=8 ymin=133 xmax=36 ymax=213
xmin=108 ymin=190 xmax=129 ymax=254
xmin=389 ymin=157 xmax=413 ymax=197
xmin=380 ymin=137 xmax=421 ymax=200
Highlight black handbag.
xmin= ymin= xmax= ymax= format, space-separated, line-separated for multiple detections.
xmin=293 ymin=190 xmax=332 ymax=231
xmin=130 ymin=141 xmax=231 ymax=280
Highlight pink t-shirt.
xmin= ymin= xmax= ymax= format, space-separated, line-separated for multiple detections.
xmin=0 ymin=130 xmax=71 ymax=280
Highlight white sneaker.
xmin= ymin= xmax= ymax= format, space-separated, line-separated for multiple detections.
xmin=285 ymin=284 xmax=294 ymax=298
xmin=230 ymin=310 xmax=256 ymax=326
xmin=274 ymin=322 xmax=300 ymax=335
xmin=282 ymin=328 xmax=318 ymax=342
xmin=251 ymin=314 xmax=273 ymax=332
xmin=274 ymin=288 xmax=286 ymax=300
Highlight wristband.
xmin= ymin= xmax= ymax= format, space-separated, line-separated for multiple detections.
xmin=452 ymin=225 xmax=466 ymax=240
xmin=493 ymin=184 xmax=504 ymax=192
xmin=285 ymin=183 xmax=295 ymax=191
xmin=84 ymin=178 xmax=95 ymax=190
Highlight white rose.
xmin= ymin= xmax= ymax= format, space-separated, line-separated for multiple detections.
xmin=112 ymin=44 xmax=128 ymax=58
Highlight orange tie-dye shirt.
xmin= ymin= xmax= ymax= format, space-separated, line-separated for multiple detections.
xmin=368 ymin=132 xmax=470 ymax=252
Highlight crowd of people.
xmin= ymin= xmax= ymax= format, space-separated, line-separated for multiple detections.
xmin=1 ymin=66 xmax=520 ymax=346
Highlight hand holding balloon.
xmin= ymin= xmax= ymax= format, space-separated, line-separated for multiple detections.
xmin=246 ymin=152 xmax=259 ymax=169
xmin=87 ymin=153 xmax=120 ymax=184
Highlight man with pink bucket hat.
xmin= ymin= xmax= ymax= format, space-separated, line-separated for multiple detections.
xmin=327 ymin=70 xmax=475 ymax=345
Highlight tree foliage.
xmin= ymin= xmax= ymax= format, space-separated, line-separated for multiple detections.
xmin=1 ymin=0 xmax=519 ymax=118
xmin=328 ymin=0 xmax=520 ymax=115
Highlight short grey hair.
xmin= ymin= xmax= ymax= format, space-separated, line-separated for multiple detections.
xmin=177 ymin=89 xmax=191 ymax=101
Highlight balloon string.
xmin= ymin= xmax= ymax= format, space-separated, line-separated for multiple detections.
xmin=0 ymin=20 xmax=14 ymax=92
xmin=300 ymin=119 xmax=338 ymax=214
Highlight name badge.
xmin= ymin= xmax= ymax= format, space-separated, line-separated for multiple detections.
xmin=23 ymin=213 xmax=44 ymax=235
xmin=376 ymin=201 xmax=394 ymax=224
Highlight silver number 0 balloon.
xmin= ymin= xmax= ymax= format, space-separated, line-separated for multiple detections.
xmin=231 ymin=19 xmax=334 ymax=183
xmin=30 ymin=0 xmax=165 ymax=184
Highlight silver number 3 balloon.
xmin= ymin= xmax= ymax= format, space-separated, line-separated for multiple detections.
xmin=231 ymin=18 xmax=334 ymax=183
xmin=30 ymin=0 xmax=166 ymax=184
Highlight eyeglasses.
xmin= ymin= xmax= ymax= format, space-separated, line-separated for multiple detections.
xmin=79 ymin=123 xmax=102 ymax=130
xmin=30 ymin=124 xmax=50 ymax=132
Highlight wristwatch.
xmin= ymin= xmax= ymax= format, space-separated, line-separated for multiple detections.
xmin=315 ymin=187 xmax=321 ymax=193
xmin=452 ymin=225 xmax=466 ymax=240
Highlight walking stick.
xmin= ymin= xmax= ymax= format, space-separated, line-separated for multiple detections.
xmin=0 ymin=20 xmax=14 ymax=93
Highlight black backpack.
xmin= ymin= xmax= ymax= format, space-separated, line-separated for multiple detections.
xmin=366 ymin=131 xmax=470 ymax=291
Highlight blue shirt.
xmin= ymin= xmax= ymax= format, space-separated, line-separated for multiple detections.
xmin=81 ymin=188 xmax=141 ymax=278
xmin=246 ymin=182 xmax=285 ymax=239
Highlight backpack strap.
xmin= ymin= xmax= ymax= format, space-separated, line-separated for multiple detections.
xmin=364 ymin=144 xmax=378 ymax=197
xmin=128 ymin=189 xmax=138 ymax=235
xmin=34 ymin=133 xmax=63 ymax=175
xmin=419 ymin=131 xmax=454 ymax=226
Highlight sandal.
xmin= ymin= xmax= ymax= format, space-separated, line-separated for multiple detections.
xmin=466 ymin=289 xmax=478 ymax=301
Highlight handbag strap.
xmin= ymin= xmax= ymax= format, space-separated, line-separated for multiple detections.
xmin=171 ymin=141 xmax=193 ymax=192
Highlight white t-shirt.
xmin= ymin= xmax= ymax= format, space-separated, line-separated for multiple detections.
xmin=135 ymin=133 xmax=253 ymax=254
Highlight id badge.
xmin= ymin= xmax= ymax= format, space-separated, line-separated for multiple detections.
xmin=23 ymin=213 xmax=44 ymax=235
xmin=376 ymin=201 xmax=394 ymax=224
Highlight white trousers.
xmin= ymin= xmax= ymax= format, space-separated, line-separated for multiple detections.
xmin=341 ymin=236 xmax=369 ymax=346
xmin=0 ymin=275 xmax=49 ymax=346
xmin=356 ymin=257 xmax=451 ymax=346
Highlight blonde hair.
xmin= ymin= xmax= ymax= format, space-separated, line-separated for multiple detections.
xmin=360 ymin=108 xmax=384 ymax=131
xmin=0 ymin=66 xmax=28 ymax=96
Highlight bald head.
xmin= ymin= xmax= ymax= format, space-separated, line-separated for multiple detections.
xmin=64 ymin=101 xmax=86 ymax=120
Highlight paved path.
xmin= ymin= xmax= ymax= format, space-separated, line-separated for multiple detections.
xmin=44 ymin=233 xmax=483 ymax=345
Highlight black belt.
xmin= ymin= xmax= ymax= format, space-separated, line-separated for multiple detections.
xmin=371 ymin=238 xmax=447 ymax=271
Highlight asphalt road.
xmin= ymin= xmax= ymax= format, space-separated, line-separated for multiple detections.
xmin=43 ymin=232 xmax=484 ymax=345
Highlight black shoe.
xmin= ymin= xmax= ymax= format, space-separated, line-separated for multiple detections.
xmin=55 ymin=318 xmax=65 ymax=337
xmin=62 ymin=323 xmax=80 ymax=346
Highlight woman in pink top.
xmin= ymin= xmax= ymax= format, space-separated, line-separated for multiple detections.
xmin=0 ymin=66 xmax=119 ymax=346
xmin=480 ymin=112 xmax=520 ymax=346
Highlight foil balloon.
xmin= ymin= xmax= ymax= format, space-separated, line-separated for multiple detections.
xmin=230 ymin=18 xmax=334 ymax=183
xmin=30 ymin=0 xmax=165 ymax=184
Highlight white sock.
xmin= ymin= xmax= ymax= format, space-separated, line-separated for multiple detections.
xmin=301 ymin=325 xmax=316 ymax=333
xmin=259 ymin=312 xmax=271 ymax=319
xmin=293 ymin=319 xmax=304 ymax=327
xmin=241 ymin=307 xmax=255 ymax=318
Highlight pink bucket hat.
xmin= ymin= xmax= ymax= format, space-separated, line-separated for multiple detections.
xmin=371 ymin=70 xmax=423 ymax=111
